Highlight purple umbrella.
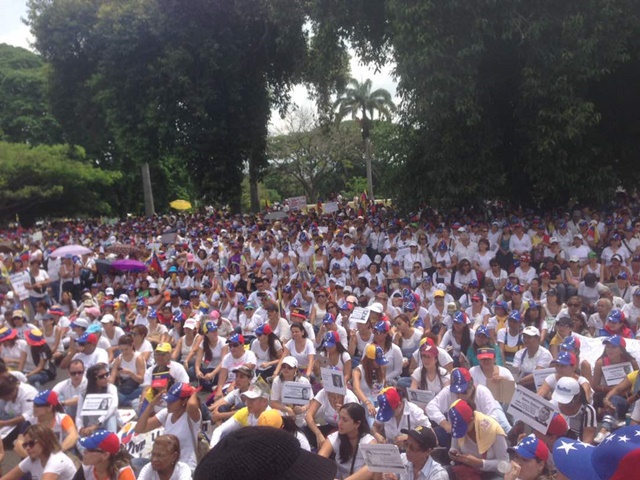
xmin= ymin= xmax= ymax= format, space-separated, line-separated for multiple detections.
xmin=111 ymin=259 xmax=148 ymax=273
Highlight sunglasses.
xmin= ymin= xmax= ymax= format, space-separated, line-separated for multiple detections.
xmin=70 ymin=371 xmax=85 ymax=376
xmin=96 ymin=372 xmax=110 ymax=380
xmin=568 ymin=303 xmax=581 ymax=307
xmin=86 ymin=448 xmax=104 ymax=453
xmin=22 ymin=440 xmax=37 ymax=449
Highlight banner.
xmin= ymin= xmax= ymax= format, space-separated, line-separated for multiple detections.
xmin=287 ymin=196 xmax=307 ymax=211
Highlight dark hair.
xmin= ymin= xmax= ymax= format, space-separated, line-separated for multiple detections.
xmin=202 ymin=330 xmax=217 ymax=362
xmin=290 ymin=322 xmax=307 ymax=338
xmin=86 ymin=362 xmax=109 ymax=394
xmin=118 ymin=334 xmax=134 ymax=347
xmin=281 ymin=415 xmax=301 ymax=436
xmin=419 ymin=357 xmax=447 ymax=391
xmin=0 ymin=374 xmax=19 ymax=397
xmin=337 ymin=403 xmax=370 ymax=464
xmin=262 ymin=332 xmax=281 ymax=361
xmin=28 ymin=343 xmax=53 ymax=376
xmin=361 ymin=355 xmax=384 ymax=390
xmin=24 ymin=424 xmax=61 ymax=458
xmin=132 ymin=325 xmax=148 ymax=337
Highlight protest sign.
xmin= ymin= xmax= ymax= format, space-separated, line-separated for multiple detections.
xmin=287 ymin=196 xmax=307 ymax=211
xmin=350 ymin=307 xmax=371 ymax=324
xmin=9 ymin=271 xmax=29 ymax=301
xmin=81 ymin=393 xmax=113 ymax=416
xmin=602 ymin=362 xmax=633 ymax=386
xmin=487 ymin=379 xmax=516 ymax=404
xmin=321 ymin=367 xmax=346 ymax=395
xmin=407 ymin=389 xmax=435 ymax=407
xmin=118 ymin=421 xmax=164 ymax=458
xmin=282 ymin=381 xmax=313 ymax=405
xmin=507 ymin=385 xmax=557 ymax=434
xmin=323 ymin=202 xmax=339 ymax=214
xmin=533 ymin=368 xmax=556 ymax=390
xmin=361 ymin=444 xmax=406 ymax=474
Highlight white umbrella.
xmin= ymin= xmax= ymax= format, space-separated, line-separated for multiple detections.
xmin=50 ymin=245 xmax=92 ymax=257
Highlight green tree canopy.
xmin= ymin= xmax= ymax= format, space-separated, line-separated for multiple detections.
xmin=0 ymin=141 xmax=120 ymax=223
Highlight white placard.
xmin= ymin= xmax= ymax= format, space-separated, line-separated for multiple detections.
xmin=282 ymin=381 xmax=313 ymax=405
xmin=287 ymin=196 xmax=307 ymax=211
xmin=81 ymin=393 xmax=113 ymax=416
xmin=9 ymin=271 xmax=30 ymax=301
xmin=350 ymin=307 xmax=371 ymax=324
xmin=533 ymin=368 xmax=556 ymax=390
xmin=118 ymin=421 xmax=164 ymax=458
xmin=318 ymin=226 xmax=329 ymax=234
xmin=507 ymin=385 xmax=558 ymax=434
xmin=31 ymin=231 xmax=43 ymax=242
xmin=407 ymin=389 xmax=435 ymax=406
xmin=320 ymin=367 xmax=346 ymax=395
xmin=0 ymin=425 xmax=15 ymax=439
xmin=602 ymin=362 xmax=633 ymax=386
xmin=323 ymin=202 xmax=339 ymax=214
xmin=360 ymin=443 xmax=406 ymax=474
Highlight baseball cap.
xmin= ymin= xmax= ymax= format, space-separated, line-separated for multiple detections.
xmin=551 ymin=351 xmax=577 ymax=367
xmin=521 ymin=326 xmax=540 ymax=337
xmin=448 ymin=399 xmax=474 ymax=438
xmin=33 ymin=389 xmax=60 ymax=407
xmin=365 ymin=344 xmax=389 ymax=366
xmin=546 ymin=413 xmax=569 ymax=436
xmin=255 ymin=324 xmax=273 ymax=336
xmin=281 ymin=356 xmax=298 ymax=368
xmin=100 ymin=314 xmax=115 ymax=324
xmin=375 ymin=387 xmax=402 ymax=422
xmin=420 ymin=344 xmax=438 ymax=358
xmin=78 ymin=430 xmax=121 ymax=455
xmin=71 ymin=318 xmax=89 ymax=329
xmin=553 ymin=425 xmax=640 ymax=480
xmin=434 ymin=290 xmax=445 ymax=298
xmin=77 ymin=333 xmax=98 ymax=345
xmin=552 ymin=377 xmax=580 ymax=404
xmin=607 ymin=309 xmax=624 ymax=323
xmin=476 ymin=325 xmax=490 ymax=337
xmin=509 ymin=434 xmax=549 ymax=462
xmin=322 ymin=313 xmax=336 ymax=325
xmin=561 ymin=335 xmax=581 ymax=351
xmin=105 ymin=287 xmax=114 ymax=296
xmin=322 ymin=331 xmax=340 ymax=348
xmin=232 ymin=365 xmax=254 ymax=378
xmin=373 ymin=321 xmax=390 ymax=333
xmin=87 ymin=323 xmax=103 ymax=334
xmin=603 ymin=335 xmax=626 ymax=348
xmin=194 ymin=426 xmax=338 ymax=480
xmin=453 ymin=311 xmax=468 ymax=324
xmin=241 ymin=384 xmax=270 ymax=400
xmin=257 ymin=409 xmax=284 ymax=428
xmin=476 ymin=347 xmax=496 ymax=360
xmin=401 ymin=426 xmax=438 ymax=450
xmin=508 ymin=310 xmax=522 ymax=322
xmin=227 ymin=333 xmax=244 ymax=345
xmin=163 ymin=382 xmax=197 ymax=403
xmin=555 ymin=316 xmax=572 ymax=327
xmin=184 ymin=319 xmax=198 ymax=330
xmin=155 ymin=342 xmax=172 ymax=353
xmin=450 ymin=368 xmax=472 ymax=394
xmin=369 ymin=303 xmax=384 ymax=314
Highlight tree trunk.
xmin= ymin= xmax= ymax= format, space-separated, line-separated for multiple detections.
xmin=249 ymin=157 xmax=260 ymax=213
xmin=364 ymin=137 xmax=374 ymax=200
xmin=141 ymin=162 xmax=155 ymax=216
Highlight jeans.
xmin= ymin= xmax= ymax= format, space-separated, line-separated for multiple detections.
xmin=27 ymin=372 xmax=51 ymax=388
xmin=198 ymin=368 xmax=218 ymax=391
xmin=119 ymin=386 xmax=143 ymax=408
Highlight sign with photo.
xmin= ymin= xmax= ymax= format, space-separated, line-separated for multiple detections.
xmin=282 ymin=381 xmax=313 ymax=405
xmin=81 ymin=393 xmax=113 ymax=417
xmin=361 ymin=444 xmax=406 ymax=474
xmin=350 ymin=307 xmax=371 ymax=324
xmin=507 ymin=385 xmax=558 ymax=434
xmin=320 ymin=367 xmax=346 ymax=395
xmin=602 ymin=362 xmax=633 ymax=386
xmin=407 ymin=389 xmax=435 ymax=407
xmin=533 ymin=368 xmax=556 ymax=390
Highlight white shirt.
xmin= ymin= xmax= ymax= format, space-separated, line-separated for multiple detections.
xmin=19 ymin=451 xmax=76 ymax=479
xmin=72 ymin=347 xmax=109 ymax=370
xmin=156 ymin=408 xmax=201 ymax=471
xmin=329 ymin=432 xmax=375 ymax=478
xmin=138 ymin=461 xmax=193 ymax=480
xmin=142 ymin=361 xmax=190 ymax=386
xmin=374 ymin=401 xmax=430 ymax=442
xmin=425 ymin=384 xmax=500 ymax=425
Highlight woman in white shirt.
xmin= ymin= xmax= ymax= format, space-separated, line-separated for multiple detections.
xmin=274 ymin=322 xmax=315 ymax=378
xmin=138 ymin=434 xmax=192 ymax=480
xmin=319 ymin=403 xmax=377 ymax=480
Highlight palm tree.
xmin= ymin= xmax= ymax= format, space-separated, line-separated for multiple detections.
xmin=333 ymin=78 xmax=396 ymax=199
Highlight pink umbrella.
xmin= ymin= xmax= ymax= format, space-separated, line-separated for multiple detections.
xmin=111 ymin=259 xmax=147 ymax=273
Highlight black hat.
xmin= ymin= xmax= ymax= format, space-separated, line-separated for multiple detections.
xmin=194 ymin=426 xmax=337 ymax=480
xmin=401 ymin=425 xmax=438 ymax=450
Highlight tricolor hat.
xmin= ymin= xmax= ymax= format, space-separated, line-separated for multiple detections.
xmin=79 ymin=429 xmax=121 ymax=455
xmin=26 ymin=328 xmax=46 ymax=346
xmin=448 ymin=399 xmax=474 ymax=438
xmin=551 ymin=351 xmax=577 ymax=367
xmin=163 ymin=382 xmax=197 ymax=403
xmin=373 ymin=321 xmax=390 ymax=333
xmin=323 ymin=331 xmax=340 ymax=348
xmin=70 ymin=318 xmax=89 ymax=329
xmin=508 ymin=310 xmax=522 ymax=322
xmin=77 ymin=333 xmax=98 ymax=345
xmin=453 ymin=311 xmax=468 ymax=324
xmin=322 ymin=313 xmax=336 ymax=325
xmin=476 ymin=347 xmax=496 ymax=360
xmin=203 ymin=321 xmax=218 ymax=333
xmin=33 ymin=389 xmax=60 ymax=407
xmin=561 ymin=335 xmax=581 ymax=351
xmin=227 ymin=333 xmax=244 ymax=345
xmin=0 ymin=326 xmax=17 ymax=343
xmin=493 ymin=301 xmax=508 ymax=313
xmin=603 ymin=335 xmax=626 ymax=348
xmin=553 ymin=425 xmax=640 ymax=480
xmin=475 ymin=325 xmax=490 ymax=337
xmin=450 ymin=368 xmax=472 ymax=394
xmin=547 ymin=413 xmax=569 ymax=436
xmin=255 ymin=323 xmax=272 ymax=336
xmin=365 ymin=344 xmax=389 ymax=366
xmin=48 ymin=306 xmax=65 ymax=316
xmin=509 ymin=434 xmax=549 ymax=462
xmin=607 ymin=309 xmax=624 ymax=323
xmin=376 ymin=387 xmax=402 ymax=422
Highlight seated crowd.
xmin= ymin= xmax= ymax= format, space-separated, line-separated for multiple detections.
xmin=0 ymin=204 xmax=638 ymax=479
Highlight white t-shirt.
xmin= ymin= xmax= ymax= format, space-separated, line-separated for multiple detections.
xmin=410 ymin=367 xmax=450 ymax=395
xmin=221 ymin=350 xmax=258 ymax=382
xmin=328 ymin=432 xmax=375 ymax=478
xmin=3 ymin=383 xmax=37 ymax=419
xmin=142 ymin=361 xmax=190 ymax=386
xmin=52 ymin=377 xmax=87 ymax=405
xmin=512 ymin=346 xmax=553 ymax=379
xmin=138 ymin=461 xmax=192 ymax=480
xmin=284 ymin=338 xmax=315 ymax=369
xmin=373 ymin=401 xmax=429 ymax=442
xmin=19 ymin=451 xmax=76 ymax=479
xmin=72 ymin=347 xmax=109 ymax=370
xmin=313 ymin=388 xmax=358 ymax=427
xmin=155 ymin=408 xmax=201 ymax=471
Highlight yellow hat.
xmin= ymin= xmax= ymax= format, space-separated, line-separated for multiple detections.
xmin=155 ymin=342 xmax=172 ymax=353
xmin=434 ymin=290 xmax=445 ymax=298
xmin=365 ymin=343 xmax=377 ymax=360
xmin=257 ymin=409 xmax=283 ymax=428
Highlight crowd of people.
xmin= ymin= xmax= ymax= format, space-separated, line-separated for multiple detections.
xmin=0 ymin=201 xmax=638 ymax=479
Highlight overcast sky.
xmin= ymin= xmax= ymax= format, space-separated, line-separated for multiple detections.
xmin=0 ymin=0 xmax=398 ymax=130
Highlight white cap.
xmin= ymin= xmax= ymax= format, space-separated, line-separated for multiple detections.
xmin=522 ymin=326 xmax=540 ymax=337
xmin=344 ymin=286 xmax=353 ymax=293
xmin=281 ymin=356 xmax=298 ymax=368
xmin=573 ymin=233 xmax=583 ymax=240
xmin=549 ymin=237 xmax=559 ymax=244
xmin=105 ymin=287 xmax=114 ymax=295
xmin=241 ymin=384 xmax=269 ymax=400
xmin=457 ymin=227 xmax=467 ymax=233
xmin=71 ymin=318 xmax=89 ymax=328
xmin=569 ymin=256 xmax=580 ymax=263
xmin=374 ymin=255 xmax=382 ymax=264
xmin=336 ymin=280 xmax=345 ymax=288
xmin=100 ymin=314 xmax=115 ymax=324
xmin=118 ymin=294 xmax=129 ymax=303
xmin=184 ymin=319 xmax=197 ymax=330
xmin=149 ymin=283 xmax=158 ymax=289
xmin=409 ymin=241 xmax=418 ymax=247
xmin=369 ymin=302 xmax=384 ymax=314
xmin=552 ymin=377 xmax=580 ymax=404
xmin=6 ymin=291 xmax=13 ymax=299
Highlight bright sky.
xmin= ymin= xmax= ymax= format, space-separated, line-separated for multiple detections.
xmin=0 ymin=0 xmax=398 ymax=130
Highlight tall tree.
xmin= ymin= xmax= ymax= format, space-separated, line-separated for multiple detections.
xmin=333 ymin=78 xmax=395 ymax=199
